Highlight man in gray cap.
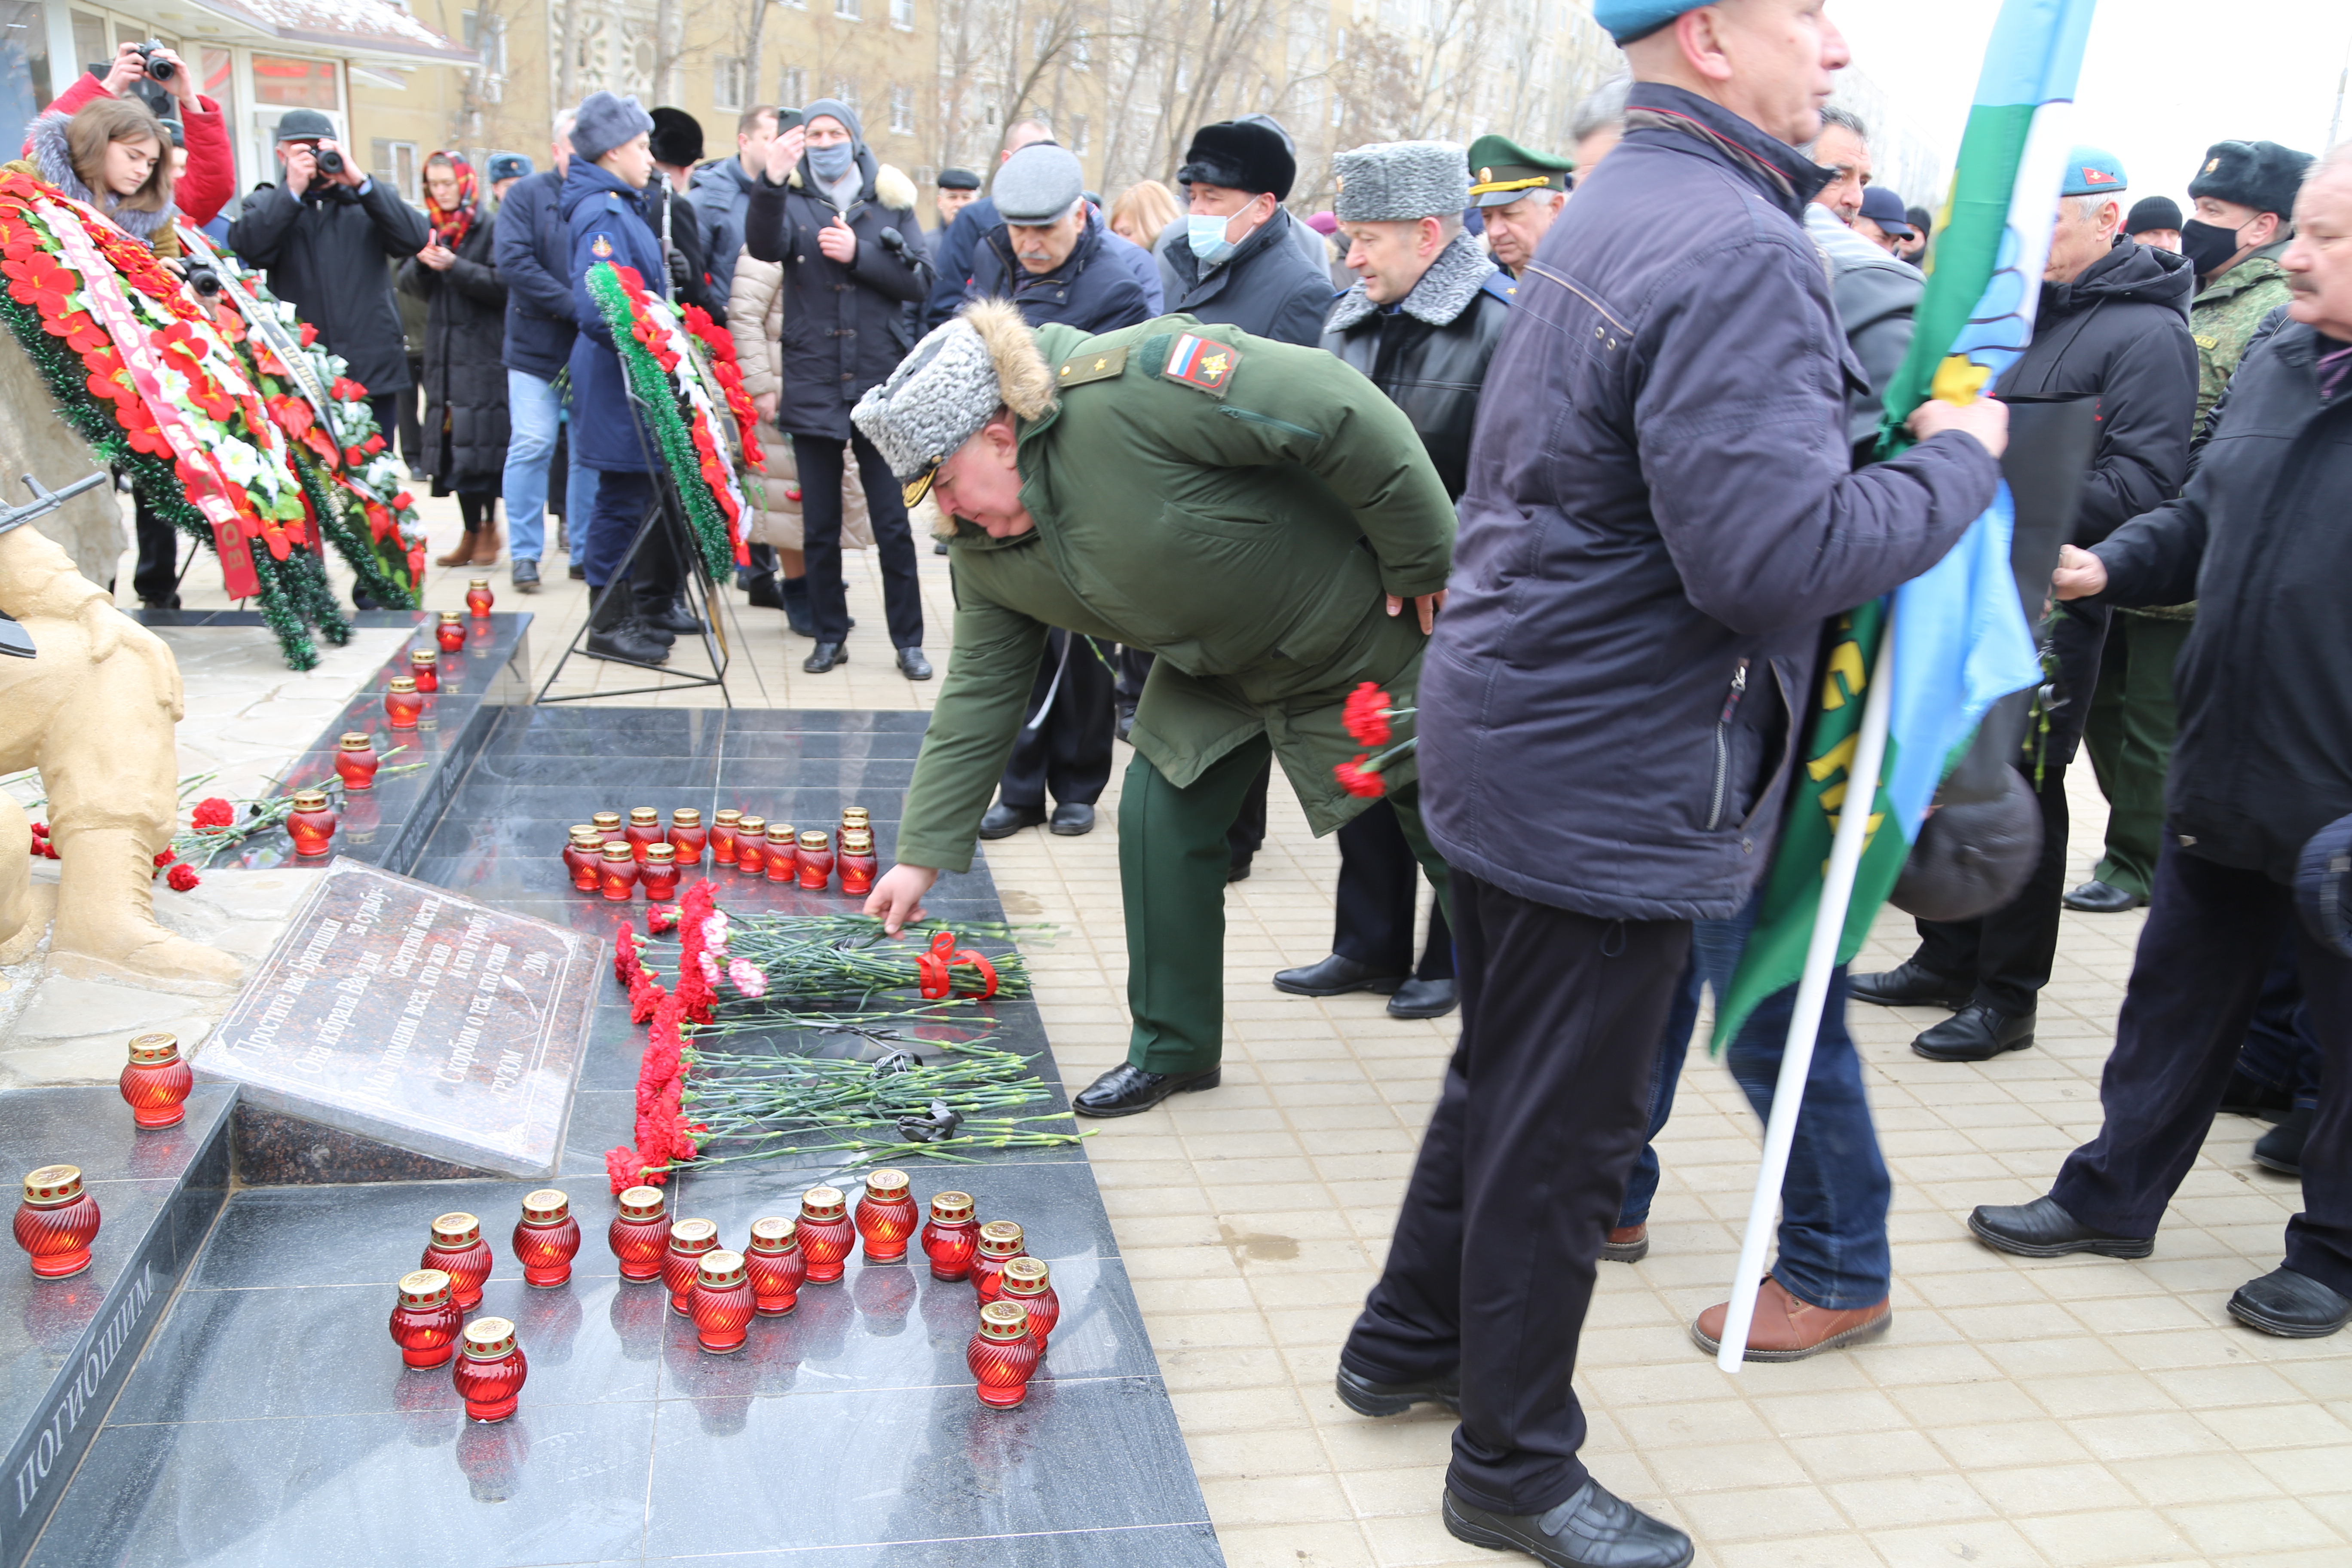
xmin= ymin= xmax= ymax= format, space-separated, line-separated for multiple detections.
xmin=852 ymin=302 xmax=1455 ymax=1120
xmin=933 ymin=166 xmax=980 ymax=240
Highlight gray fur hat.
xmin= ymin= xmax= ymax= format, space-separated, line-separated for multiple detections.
xmin=1332 ymin=140 xmax=1470 ymax=223
xmin=572 ymin=91 xmax=655 ymax=164
xmin=852 ymin=301 xmax=1056 ymax=504
xmin=993 ymin=144 xmax=1086 ymax=224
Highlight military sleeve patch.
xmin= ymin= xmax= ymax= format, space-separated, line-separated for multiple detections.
xmin=1056 ymin=345 xmax=1127 ymax=386
xmin=590 ymin=233 xmax=614 ymax=259
xmin=1163 ymin=332 xmax=1240 ymax=397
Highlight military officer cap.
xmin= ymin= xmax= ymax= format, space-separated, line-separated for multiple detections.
xmin=853 ymin=301 xmax=1057 ymax=507
xmin=1332 ymin=140 xmax=1470 ymax=224
xmin=2188 ymin=140 xmax=2315 ymax=220
xmin=1466 ymin=133 xmax=1574 ymax=207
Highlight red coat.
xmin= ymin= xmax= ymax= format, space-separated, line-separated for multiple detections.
xmin=34 ymin=74 xmax=232 ymax=225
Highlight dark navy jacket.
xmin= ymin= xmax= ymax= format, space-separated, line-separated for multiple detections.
xmin=1419 ymin=83 xmax=2001 ymax=921
xmin=928 ymin=195 xmax=1163 ymax=329
xmin=563 ymin=160 xmax=669 ymax=473
xmin=494 ymin=167 xmax=575 ymax=380
xmin=966 ymin=209 xmax=1152 ymax=334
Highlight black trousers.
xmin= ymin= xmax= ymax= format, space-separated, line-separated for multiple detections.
xmin=2051 ymin=838 xmax=2352 ymax=1298
xmin=131 ymin=495 xmax=178 ymax=606
xmin=792 ymin=431 xmax=923 ymax=648
xmin=998 ymin=631 xmax=1115 ymax=809
xmin=1227 ymin=758 xmax=1271 ymax=863
xmin=1343 ymin=873 xmax=1688 ymax=1514
xmin=1332 ymin=801 xmax=1454 ymax=980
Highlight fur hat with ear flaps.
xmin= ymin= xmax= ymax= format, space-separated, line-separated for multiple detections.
xmin=852 ymin=299 xmax=1055 ymax=489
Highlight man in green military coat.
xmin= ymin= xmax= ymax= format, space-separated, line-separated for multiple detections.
xmin=853 ymin=300 xmax=1457 ymax=1116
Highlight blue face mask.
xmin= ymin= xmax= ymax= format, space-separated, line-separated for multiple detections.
xmin=1187 ymin=212 xmax=1238 ymax=265
xmin=808 ymin=140 xmax=856 ymax=181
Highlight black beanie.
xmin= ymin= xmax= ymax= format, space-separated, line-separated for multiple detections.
xmin=648 ymin=106 xmax=705 ymax=168
xmin=2124 ymin=195 xmax=2182 ymax=235
xmin=1177 ymin=121 xmax=1295 ymax=202
xmin=2187 ymin=141 xmax=2313 ymax=221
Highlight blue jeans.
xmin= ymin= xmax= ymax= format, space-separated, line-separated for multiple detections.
xmin=1616 ymin=903 xmax=1892 ymax=1311
xmin=501 ymin=369 xmax=557 ymax=564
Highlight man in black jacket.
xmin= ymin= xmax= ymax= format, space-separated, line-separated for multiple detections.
xmin=965 ymin=143 xmax=1152 ymax=841
xmin=1273 ymin=139 xmax=1511 ymax=1021
xmin=1853 ymin=147 xmax=2198 ymax=1063
xmin=494 ymin=112 xmax=588 ymax=593
xmin=1969 ymin=147 xmax=2352 ymax=1341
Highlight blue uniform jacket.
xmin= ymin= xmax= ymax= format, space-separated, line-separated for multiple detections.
xmin=562 ymin=159 xmax=669 ymax=473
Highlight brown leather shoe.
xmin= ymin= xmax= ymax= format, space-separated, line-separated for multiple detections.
xmin=1690 ymin=1277 xmax=1891 ymax=1363
xmin=1603 ymin=1223 xmax=1649 ymax=1263
xmin=434 ymin=533 xmax=476 ymax=568
xmin=469 ymin=523 xmax=502 ymax=566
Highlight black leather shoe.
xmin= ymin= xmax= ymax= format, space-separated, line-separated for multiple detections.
xmin=1274 ymin=953 xmax=1408 ymax=997
xmin=1388 ymin=977 xmax=1458 ymax=1019
xmin=1969 ymin=1194 xmax=2154 ymax=1259
xmin=2254 ymin=1106 xmax=2312 ymax=1176
xmin=1912 ymin=1004 xmax=2034 ymax=1061
xmin=2063 ymin=878 xmax=2144 ymax=913
xmin=1334 ymin=1363 xmax=1459 ymax=1417
xmin=978 ymin=802 xmax=1046 ymax=839
xmin=897 ymin=646 xmax=933 ymax=680
xmin=2221 ymin=1069 xmax=2296 ymax=1121
xmin=1849 ymin=960 xmax=1973 ymax=1010
xmin=744 ymin=572 xmax=783 ymax=609
xmin=1443 ymin=1480 xmax=1694 ymax=1568
xmin=1072 ymin=1062 xmax=1220 ymax=1118
xmin=2228 ymin=1266 xmax=2351 ymax=1338
xmin=1226 ymin=852 xmax=1252 ymax=882
xmin=511 ymin=558 xmax=540 ymax=594
xmin=567 ymin=559 xmax=587 ymax=579
xmin=1115 ymin=703 xmax=1136 ymax=743
xmin=1049 ymin=802 xmax=1095 ymax=836
xmin=585 ymin=620 xmax=671 ymax=667
xmin=803 ymin=641 xmax=847 ymax=674
xmin=645 ymin=596 xmax=706 ymax=636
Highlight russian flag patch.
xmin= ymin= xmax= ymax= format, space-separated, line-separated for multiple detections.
xmin=1163 ymin=333 xmax=1240 ymax=397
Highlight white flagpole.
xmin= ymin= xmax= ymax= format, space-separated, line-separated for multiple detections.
xmin=1715 ymin=616 xmax=1897 ymax=1374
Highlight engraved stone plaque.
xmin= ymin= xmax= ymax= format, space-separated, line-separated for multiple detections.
xmin=197 ymin=860 xmax=600 ymax=1178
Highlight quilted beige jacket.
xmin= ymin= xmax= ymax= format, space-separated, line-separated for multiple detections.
xmin=726 ymin=248 xmax=873 ymax=552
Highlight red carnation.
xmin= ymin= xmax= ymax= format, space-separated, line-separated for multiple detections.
xmin=605 ymin=1145 xmax=664 ymax=1193
xmin=297 ymin=322 xmax=317 ymax=346
xmin=153 ymin=848 xmax=175 ymax=866
xmin=648 ymin=904 xmax=680 ymax=934
xmin=192 ymin=797 xmax=234 ymax=829
xmin=1343 ymin=683 xmax=1394 ymax=747
xmin=1335 ymin=755 xmax=1387 ymax=798
xmin=165 ymin=864 xmax=200 ymax=892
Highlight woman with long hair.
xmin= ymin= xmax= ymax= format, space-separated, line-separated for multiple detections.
xmin=4 ymin=97 xmax=180 ymax=255
xmin=1107 ymin=178 xmax=1180 ymax=251
xmin=399 ymin=150 xmax=510 ymax=567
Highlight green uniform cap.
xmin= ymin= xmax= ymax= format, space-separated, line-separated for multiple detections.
xmin=1466 ymin=133 xmax=1574 ymax=208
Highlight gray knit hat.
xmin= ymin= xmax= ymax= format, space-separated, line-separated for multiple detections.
xmin=852 ymin=301 xmax=1057 ymax=505
xmin=1332 ymin=140 xmax=1471 ymax=223
xmin=993 ymin=144 xmax=1085 ymax=224
xmin=572 ymin=91 xmax=655 ymax=164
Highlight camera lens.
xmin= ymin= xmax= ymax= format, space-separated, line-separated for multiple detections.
xmin=313 ymin=147 xmax=344 ymax=175
xmin=138 ymin=40 xmax=174 ymax=80
xmin=183 ymin=264 xmax=222 ymax=298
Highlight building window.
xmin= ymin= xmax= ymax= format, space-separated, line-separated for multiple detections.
xmin=889 ymin=0 xmax=913 ymax=25
xmin=252 ymin=54 xmax=339 ymax=110
xmin=714 ymin=55 xmax=747 ymax=110
xmin=460 ymin=10 xmax=505 ymax=72
xmin=370 ymin=138 xmax=419 ymax=202
xmin=0 ymin=2 xmax=54 ymax=166
xmin=834 ymin=0 xmax=859 ymax=18
xmin=779 ymin=65 xmax=805 ymax=105
xmin=831 ymin=78 xmax=856 ymax=114
xmin=1071 ymin=113 xmax=1087 ymax=153
xmin=888 ymin=84 xmax=913 ymax=135
xmin=1072 ymin=30 xmax=1089 ymax=69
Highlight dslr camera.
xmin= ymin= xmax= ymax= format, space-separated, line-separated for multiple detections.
xmin=312 ymin=145 xmax=345 ymax=176
xmin=131 ymin=40 xmax=175 ymax=82
xmin=178 ymin=260 xmax=223 ymax=299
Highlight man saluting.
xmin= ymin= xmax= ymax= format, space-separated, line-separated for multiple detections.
xmin=854 ymin=301 xmax=1457 ymax=1117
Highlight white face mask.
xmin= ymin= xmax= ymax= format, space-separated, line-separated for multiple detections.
xmin=1187 ymin=212 xmax=1239 ymax=266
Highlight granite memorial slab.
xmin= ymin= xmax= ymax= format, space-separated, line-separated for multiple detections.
xmin=193 ymin=861 xmax=599 ymax=1179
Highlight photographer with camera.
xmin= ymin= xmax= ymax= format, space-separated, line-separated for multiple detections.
xmin=228 ymin=109 xmax=429 ymax=475
xmin=22 ymin=40 xmax=231 ymax=227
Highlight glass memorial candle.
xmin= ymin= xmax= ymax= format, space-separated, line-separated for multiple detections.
xmin=598 ymin=842 xmax=639 ymax=901
xmin=466 ymin=578 xmax=494 ymax=617
xmin=285 ymin=790 xmax=338 ymax=858
xmin=639 ymin=842 xmax=680 ymax=902
xmin=512 ymin=1190 xmax=580 ymax=1287
xmin=854 ymin=1169 xmax=919 ymax=1263
xmin=839 ymin=805 xmax=870 ymax=843
xmin=436 ymin=609 xmax=466 ymax=652
xmin=661 ymin=1218 xmax=719 ymax=1315
xmin=710 ymin=809 xmax=742 ymax=866
xmin=921 ymin=1191 xmax=980 ymax=1280
xmin=384 ymin=675 xmax=422 ymax=729
xmin=667 ymin=808 xmax=706 ymax=866
xmin=408 ymin=649 xmax=439 ymax=693
xmin=795 ymin=829 xmax=833 ymax=891
xmin=744 ymin=1216 xmax=805 ymax=1315
xmin=795 ymin=1187 xmax=854 ymax=1284
xmin=733 ymin=817 xmax=767 ymax=877
xmin=453 ymin=1317 xmax=527 ymax=1421
xmin=624 ymin=808 xmax=664 ymax=861
xmin=424 ymin=1212 xmax=494 ymax=1311
xmin=838 ymin=829 xmax=877 ymax=897
xmin=689 ymin=1250 xmax=756 ymax=1353
xmin=999 ymin=1257 xmax=1060 ymax=1349
xmin=608 ymin=1185 xmax=670 ymax=1282
xmin=967 ymin=1300 xmax=1040 ymax=1409
xmin=334 ymin=732 xmax=379 ymax=791
xmin=763 ymin=824 xmax=796 ymax=883
xmin=971 ymin=1221 xmax=1026 ymax=1303
xmin=562 ymin=827 xmax=603 ymax=890
xmin=389 ymin=1268 xmax=462 ymax=1370
xmin=591 ymin=811 xmax=624 ymax=839
xmin=14 ymin=1166 xmax=100 ymax=1280
xmin=119 ymin=1031 xmax=192 ymax=1128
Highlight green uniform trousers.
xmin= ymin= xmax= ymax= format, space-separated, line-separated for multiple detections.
xmin=1118 ymin=735 xmax=1452 ymax=1075
xmin=2084 ymin=612 xmax=2192 ymax=900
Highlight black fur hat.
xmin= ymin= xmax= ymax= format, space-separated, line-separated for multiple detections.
xmin=1177 ymin=120 xmax=1295 ymax=201
xmin=2187 ymin=140 xmax=2313 ymax=221
xmin=648 ymin=106 xmax=705 ymax=169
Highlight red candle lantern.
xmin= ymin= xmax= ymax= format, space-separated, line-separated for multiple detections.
xmin=795 ymin=1187 xmax=855 ymax=1284
xmin=512 ymin=1189 xmax=580 ymax=1288
xmin=839 ymin=829 xmax=878 ymax=897
xmin=334 ymin=732 xmax=379 ymax=791
xmin=598 ymin=842 xmax=640 ymax=901
xmin=967 ymin=1300 xmax=1041 ymax=1409
xmin=763 ymin=824 xmax=796 ymax=883
xmin=744 ymin=1216 xmax=806 ymax=1315
xmin=854 ymin=1168 xmax=919 ymax=1263
xmin=668 ymin=808 xmax=706 ymax=866
xmin=466 ymin=578 xmax=495 ymax=617
xmin=384 ymin=675 xmax=423 ymax=729
xmin=408 ymin=649 xmax=439 ymax=694
xmin=119 ymin=1031 xmax=192 ymax=1129
xmin=999 ymin=1256 xmax=1060 ymax=1349
xmin=591 ymin=811 xmax=623 ymax=839
xmin=971 ymin=1221 xmax=1026 ymax=1303
xmin=607 ymin=1185 xmax=670 ymax=1282
xmin=639 ymin=842 xmax=680 ymax=902
xmin=661 ymin=1218 xmax=719 ymax=1314
xmin=689 ymin=1250 xmax=756 ymax=1353
xmin=710 ymin=809 xmax=742 ymax=867
xmin=921 ymin=1190 xmax=980 ymax=1280
xmin=436 ymin=609 xmax=466 ymax=652
xmin=624 ymin=808 xmax=664 ymax=862
xmin=452 ymin=1317 xmax=527 ymax=1421
xmin=733 ymin=816 xmax=768 ymax=877
xmin=14 ymin=1166 xmax=101 ymax=1280
xmin=840 ymin=805 xmax=870 ymax=843
xmin=389 ymin=1268 xmax=463 ymax=1370
xmin=562 ymin=827 xmax=602 ymax=891
xmin=423 ymin=1212 xmax=494 ymax=1311
xmin=285 ymin=790 xmax=338 ymax=858
xmin=795 ymin=829 xmax=834 ymax=891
